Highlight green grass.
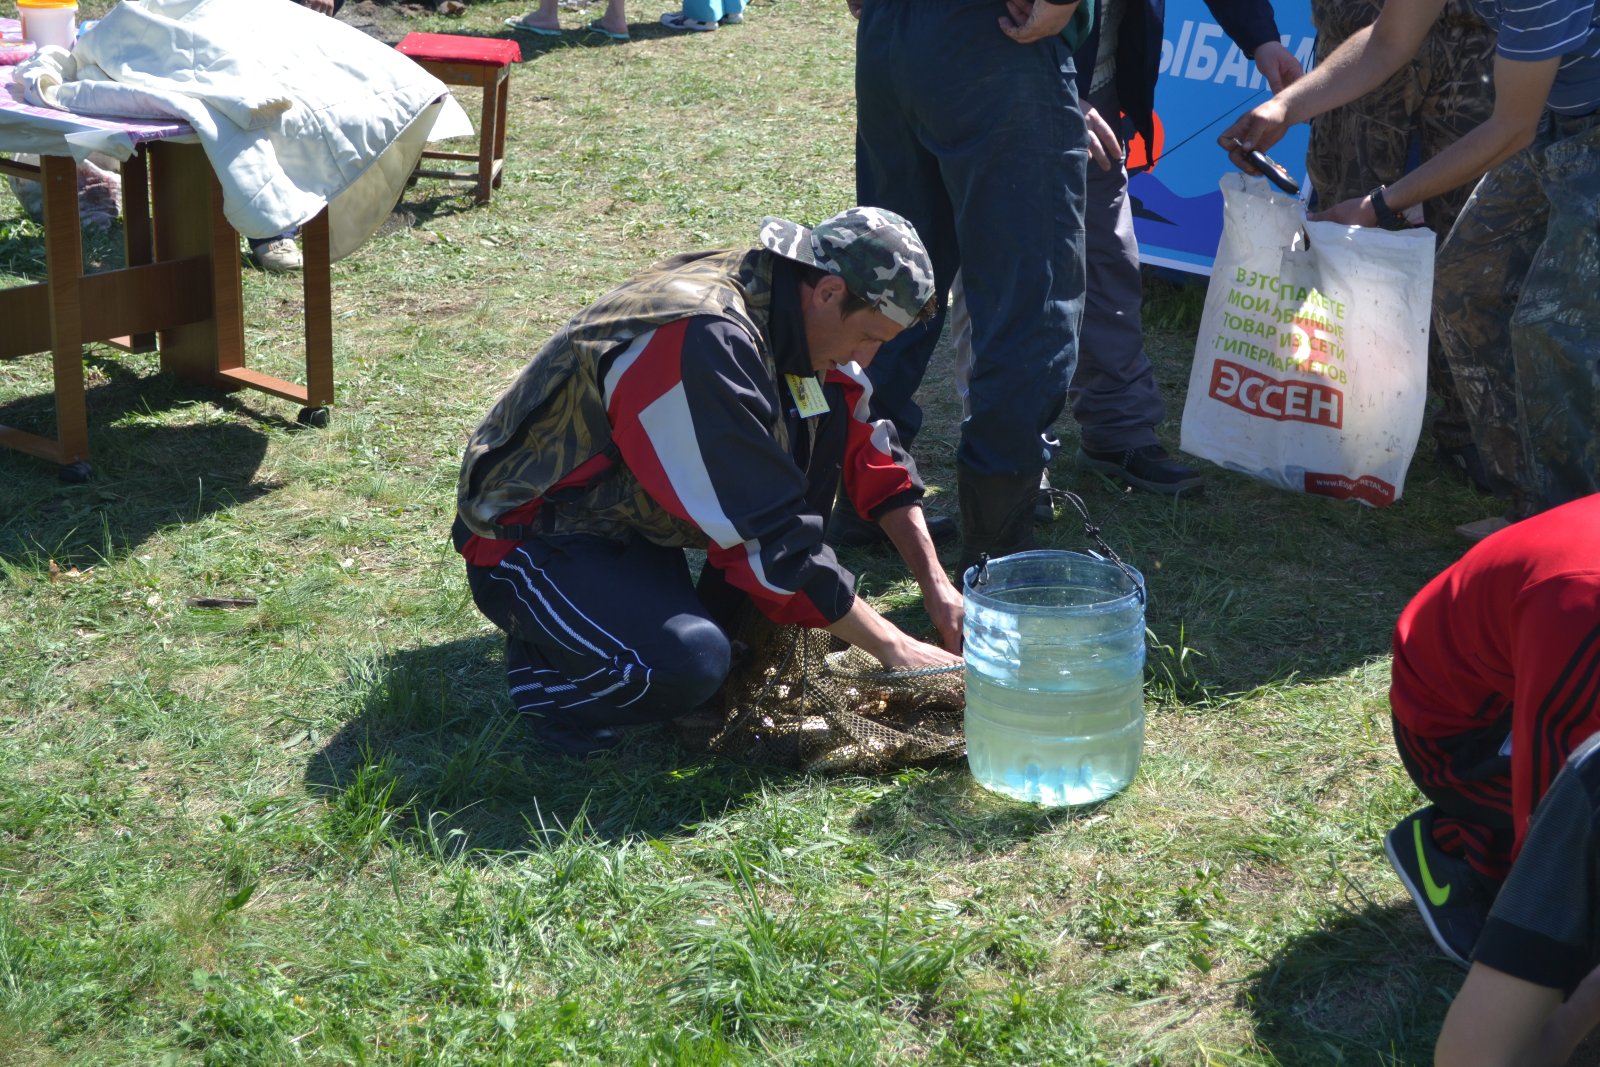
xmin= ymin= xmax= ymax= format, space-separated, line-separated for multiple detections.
xmin=0 ymin=2 xmax=1495 ymax=1063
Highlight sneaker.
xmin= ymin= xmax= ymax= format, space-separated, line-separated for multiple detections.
xmin=660 ymin=11 xmax=716 ymax=30
xmin=1078 ymin=444 xmax=1205 ymax=496
xmin=250 ymin=236 xmax=303 ymax=273
xmin=719 ymin=10 xmax=742 ymax=22
xmin=529 ymin=717 xmax=623 ymax=759
xmin=1455 ymin=516 xmax=1513 ymax=544
xmin=1383 ymin=806 xmax=1492 ymax=968
xmin=825 ymin=508 xmax=958 ymax=550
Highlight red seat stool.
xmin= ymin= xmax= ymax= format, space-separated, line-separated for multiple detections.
xmin=396 ymin=32 xmax=522 ymax=205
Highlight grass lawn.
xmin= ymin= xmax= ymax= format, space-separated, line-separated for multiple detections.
xmin=1 ymin=2 xmax=1501 ymax=1063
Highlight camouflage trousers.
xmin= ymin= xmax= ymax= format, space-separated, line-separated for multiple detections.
xmin=1307 ymin=0 xmax=1496 ymax=449
xmin=1434 ymin=109 xmax=1600 ymax=512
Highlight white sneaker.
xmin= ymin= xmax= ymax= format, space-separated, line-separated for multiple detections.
xmin=251 ymin=236 xmax=303 ymax=272
xmin=719 ymin=11 xmax=742 ymax=22
xmin=660 ymin=11 xmax=716 ymax=30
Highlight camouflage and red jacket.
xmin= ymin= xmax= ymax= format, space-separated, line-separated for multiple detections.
xmin=454 ymin=247 xmax=925 ymax=628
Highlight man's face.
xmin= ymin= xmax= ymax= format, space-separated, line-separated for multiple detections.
xmin=802 ymin=274 xmax=905 ymax=375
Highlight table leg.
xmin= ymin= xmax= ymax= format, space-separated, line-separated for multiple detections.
xmin=492 ymin=67 xmax=509 ymax=191
xmin=0 ymin=153 xmax=90 ymax=472
xmin=476 ymin=70 xmax=496 ymax=204
xmin=116 ymin=146 xmax=156 ymax=353
xmin=151 ymin=141 xmax=239 ymax=389
xmin=298 ymin=208 xmax=334 ymax=424
xmin=43 ymin=154 xmax=89 ymax=472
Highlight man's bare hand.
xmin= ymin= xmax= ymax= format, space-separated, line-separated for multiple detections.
xmin=1252 ymin=41 xmax=1304 ymax=92
xmin=921 ymin=573 xmax=964 ymax=653
xmin=846 ymin=0 xmax=863 ymax=18
xmin=1217 ymin=97 xmax=1290 ymax=174
xmin=1083 ymin=105 xmax=1123 ymax=171
xmin=304 ymin=0 xmax=335 ymax=15
xmin=878 ymin=633 xmax=963 ymax=670
xmin=1000 ymin=0 xmax=1078 ymax=44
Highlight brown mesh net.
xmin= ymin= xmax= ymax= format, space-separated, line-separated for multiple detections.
xmin=676 ymin=613 xmax=966 ymax=773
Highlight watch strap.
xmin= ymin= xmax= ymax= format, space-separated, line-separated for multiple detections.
xmin=1370 ymin=185 xmax=1409 ymax=231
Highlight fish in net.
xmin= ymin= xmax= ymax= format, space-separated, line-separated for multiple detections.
xmin=676 ymin=612 xmax=966 ymax=774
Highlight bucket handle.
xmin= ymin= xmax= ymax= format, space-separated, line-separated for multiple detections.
xmin=970 ymin=488 xmax=1146 ymax=606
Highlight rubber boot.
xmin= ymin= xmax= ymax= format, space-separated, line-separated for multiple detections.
xmin=956 ymin=464 xmax=1042 ymax=578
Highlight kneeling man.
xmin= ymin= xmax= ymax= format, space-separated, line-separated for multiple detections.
xmin=453 ymin=208 xmax=963 ymax=755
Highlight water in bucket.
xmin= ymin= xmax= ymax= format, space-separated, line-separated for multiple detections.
xmin=963 ymin=550 xmax=1146 ymax=806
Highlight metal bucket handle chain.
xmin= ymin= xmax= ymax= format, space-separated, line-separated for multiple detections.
xmin=970 ymin=487 xmax=1146 ymax=606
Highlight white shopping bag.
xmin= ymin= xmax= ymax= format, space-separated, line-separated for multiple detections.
xmin=1179 ymin=174 xmax=1436 ymax=506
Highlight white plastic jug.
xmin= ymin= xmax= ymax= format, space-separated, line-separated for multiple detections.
xmin=18 ymin=0 xmax=77 ymax=51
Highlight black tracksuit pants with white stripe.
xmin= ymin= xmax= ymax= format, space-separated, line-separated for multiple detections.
xmin=464 ymin=532 xmax=732 ymax=728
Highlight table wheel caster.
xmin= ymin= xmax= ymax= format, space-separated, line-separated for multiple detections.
xmin=297 ymin=406 xmax=331 ymax=428
xmin=57 ymin=461 xmax=92 ymax=484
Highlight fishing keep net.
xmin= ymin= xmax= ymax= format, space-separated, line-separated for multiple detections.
xmin=675 ymin=612 xmax=966 ymax=774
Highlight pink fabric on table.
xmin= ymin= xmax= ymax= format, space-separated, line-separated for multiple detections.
xmin=396 ymin=32 xmax=521 ymax=66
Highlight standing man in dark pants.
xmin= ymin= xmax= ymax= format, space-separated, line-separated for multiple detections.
xmin=930 ymin=0 xmax=1299 ymax=510
xmin=1069 ymin=0 xmax=1298 ymax=496
xmin=850 ymin=0 xmax=1090 ymax=571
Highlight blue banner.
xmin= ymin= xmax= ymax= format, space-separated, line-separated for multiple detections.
xmin=1128 ymin=0 xmax=1316 ymax=275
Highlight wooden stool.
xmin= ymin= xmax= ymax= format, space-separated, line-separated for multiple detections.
xmin=396 ymin=32 xmax=522 ymax=204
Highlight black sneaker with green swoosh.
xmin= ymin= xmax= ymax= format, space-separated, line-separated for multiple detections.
xmin=1384 ymin=806 xmax=1494 ymax=968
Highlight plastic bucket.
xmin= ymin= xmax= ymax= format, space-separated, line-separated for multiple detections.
xmin=962 ymin=550 xmax=1146 ymax=806
xmin=18 ymin=0 xmax=77 ymax=50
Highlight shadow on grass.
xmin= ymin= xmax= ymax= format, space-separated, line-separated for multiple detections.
xmin=1244 ymin=899 xmax=1457 ymax=1066
xmin=851 ymin=768 xmax=1087 ymax=862
xmin=385 ymin=187 xmax=502 ymax=231
xmin=304 ymin=636 xmax=790 ymax=855
xmin=0 ymin=357 xmax=282 ymax=568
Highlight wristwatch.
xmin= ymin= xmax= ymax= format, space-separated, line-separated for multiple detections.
xmin=1369 ymin=185 xmax=1409 ymax=231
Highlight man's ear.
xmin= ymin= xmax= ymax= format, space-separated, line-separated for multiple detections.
xmin=812 ymin=273 xmax=846 ymax=306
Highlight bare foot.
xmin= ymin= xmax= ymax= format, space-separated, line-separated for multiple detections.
xmin=508 ymin=16 xmax=561 ymax=30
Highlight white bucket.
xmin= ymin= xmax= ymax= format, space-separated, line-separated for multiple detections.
xmin=18 ymin=1 xmax=77 ymax=51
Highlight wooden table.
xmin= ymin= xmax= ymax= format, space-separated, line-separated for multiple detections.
xmin=0 ymin=90 xmax=334 ymax=481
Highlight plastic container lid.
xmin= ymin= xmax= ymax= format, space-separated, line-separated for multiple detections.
xmin=17 ymin=0 xmax=78 ymax=8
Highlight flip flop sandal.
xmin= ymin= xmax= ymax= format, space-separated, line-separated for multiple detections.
xmin=502 ymin=18 xmax=563 ymax=34
xmin=586 ymin=19 xmax=630 ymax=39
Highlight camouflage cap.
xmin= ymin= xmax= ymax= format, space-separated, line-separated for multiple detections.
xmin=758 ymin=207 xmax=935 ymax=328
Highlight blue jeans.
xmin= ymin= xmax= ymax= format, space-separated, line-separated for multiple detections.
xmin=247 ymin=225 xmax=298 ymax=252
xmin=855 ymin=0 xmax=1087 ymax=477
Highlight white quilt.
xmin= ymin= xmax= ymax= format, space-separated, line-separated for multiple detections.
xmin=10 ymin=0 xmax=474 ymax=257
